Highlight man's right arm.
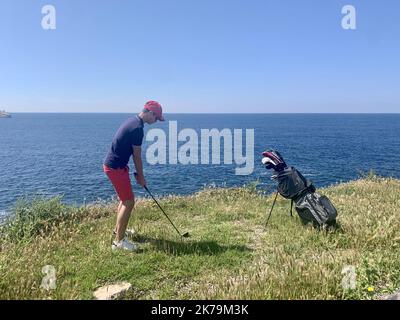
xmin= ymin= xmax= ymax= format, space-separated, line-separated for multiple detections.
xmin=133 ymin=145 xmax=146 ymax=187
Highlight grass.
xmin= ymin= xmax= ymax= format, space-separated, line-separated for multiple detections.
xmin=0 ymin=175 xmax=399 ymax=300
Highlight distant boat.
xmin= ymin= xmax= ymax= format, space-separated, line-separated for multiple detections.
xmin=0 ymin=110 xmax=11 ymax=118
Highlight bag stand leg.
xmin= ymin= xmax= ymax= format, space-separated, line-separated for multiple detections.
xmin=265 ymin=191 xmax=279 ymax=228
xmin=290 ymin=199 xmax=293 ymax=217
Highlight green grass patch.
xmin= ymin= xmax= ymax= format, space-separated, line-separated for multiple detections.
xmin=1 ymin=177 xmax=399 ymax=299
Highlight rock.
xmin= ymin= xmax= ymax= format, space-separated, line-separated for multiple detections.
xmin=383 ymin=292 xmax=400 ymax=300
xmin=93 ymin=282 xmax=132 ymax=300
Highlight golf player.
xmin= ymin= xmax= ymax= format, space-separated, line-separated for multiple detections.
xmin=103 ymin=101 xmax=164 ymax=251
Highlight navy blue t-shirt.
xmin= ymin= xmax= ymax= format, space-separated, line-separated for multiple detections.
xmin=104 ymin=116 xmax=144 ymax=169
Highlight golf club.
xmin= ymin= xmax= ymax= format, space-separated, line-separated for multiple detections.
xmin=135 ymin=173 xmax=190 ymax=239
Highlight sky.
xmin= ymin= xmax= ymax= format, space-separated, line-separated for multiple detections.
xmin=0 ymin=0 xmax=399 ymax=113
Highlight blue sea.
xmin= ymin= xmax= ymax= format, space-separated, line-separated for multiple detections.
xmin=1 ymin=113 xmax=399 ymax=218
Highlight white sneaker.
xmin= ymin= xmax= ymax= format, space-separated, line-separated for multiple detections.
xmin=111 ymin=238 xmax=140 ymax=252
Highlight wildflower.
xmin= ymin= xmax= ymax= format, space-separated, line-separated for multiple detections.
xmin=367 ymin=286 xmax=374 ymax=292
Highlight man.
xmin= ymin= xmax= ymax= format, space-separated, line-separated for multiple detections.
xmin=103 ymin=101 xmax=164 ymax=251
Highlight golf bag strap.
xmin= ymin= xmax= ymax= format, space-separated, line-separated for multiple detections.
xmin=265 ymin=191 xmax=279 ymax=229
xmin=290 ymin=199 xmax=293 ymax=217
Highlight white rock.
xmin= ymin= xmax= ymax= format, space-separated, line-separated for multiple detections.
xmin=93 ymin=282 xmax=132 ymax=300
xmin=383 ymin=292 xmax=400 ymax=300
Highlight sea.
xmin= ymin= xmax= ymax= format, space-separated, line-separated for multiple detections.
xmin=1 ymin=113 xmax=399 ymax=219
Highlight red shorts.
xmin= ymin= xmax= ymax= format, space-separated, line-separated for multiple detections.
xmin=103 ymin=164 xmax=134 ymax=202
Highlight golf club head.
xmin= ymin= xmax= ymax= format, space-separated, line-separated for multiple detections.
xmin=182 ymin=232 xmax=190 ymax=238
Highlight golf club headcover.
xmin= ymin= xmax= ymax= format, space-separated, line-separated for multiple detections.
xmin=262 ymin=149 xmax=287 ymax=172
xmin=262 ymin=157 xmax=276 ymax=170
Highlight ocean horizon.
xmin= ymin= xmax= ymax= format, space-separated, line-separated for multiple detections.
xmin=6 ymin=112 xmax=400 ymax=114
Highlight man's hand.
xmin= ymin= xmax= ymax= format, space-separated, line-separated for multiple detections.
xmin=135 ymin=173 xmax=146 ymax=188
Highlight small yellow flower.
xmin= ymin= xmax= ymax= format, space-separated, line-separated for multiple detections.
xmin=367 ymin=286 xmax=374 ymax=292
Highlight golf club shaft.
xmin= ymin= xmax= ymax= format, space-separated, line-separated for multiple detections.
xmin=143 ymin=186 xmax=184 ymax=237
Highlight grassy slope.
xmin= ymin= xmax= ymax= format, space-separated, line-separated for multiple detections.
xmin=0 ymin=176 xmax=399 ymax=300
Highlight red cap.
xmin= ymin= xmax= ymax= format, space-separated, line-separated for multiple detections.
xmin=144 ymin=101 xmax=165 ymax=121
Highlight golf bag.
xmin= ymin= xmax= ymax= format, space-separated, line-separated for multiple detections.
xmin=262 ymin=150 xmax=337 ymax=228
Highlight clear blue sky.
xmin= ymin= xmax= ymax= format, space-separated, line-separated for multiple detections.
xmin=1 ymin=0 xmax=399 ymax=113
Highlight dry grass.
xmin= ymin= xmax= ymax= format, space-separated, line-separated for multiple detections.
xmin=0 ymin=176 xmax=399 ymax=299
